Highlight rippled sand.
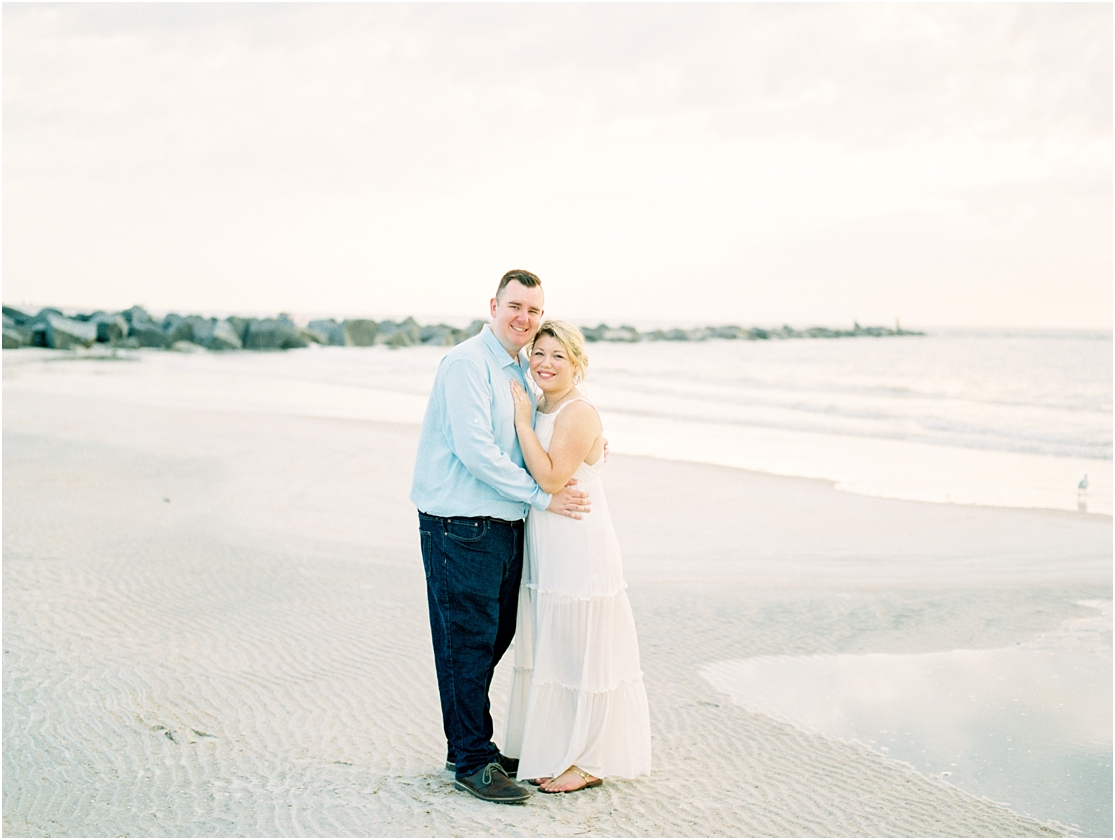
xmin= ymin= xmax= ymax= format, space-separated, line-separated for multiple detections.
xmin=4 ymin=350 xmax=1110 ymax=836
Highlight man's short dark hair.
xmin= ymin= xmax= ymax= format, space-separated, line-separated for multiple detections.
xmin=496 ymin=269 xmax=542 ymax=299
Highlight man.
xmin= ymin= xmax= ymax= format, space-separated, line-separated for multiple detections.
xmin=411 ymin=269 xmax=590 ymax=804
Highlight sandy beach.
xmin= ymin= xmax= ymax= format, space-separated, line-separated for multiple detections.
xmin=4 ymin=349 xmax=1111 ymax=837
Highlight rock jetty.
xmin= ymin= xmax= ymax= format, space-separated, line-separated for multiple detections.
xmin=579 ymin=321 xmax=922 ymax=342
xmin=2 ymin=305 xmax=922 ymax=352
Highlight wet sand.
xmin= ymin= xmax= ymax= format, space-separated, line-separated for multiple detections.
xmin=4 ymin=350 xmax=1110 ymax=836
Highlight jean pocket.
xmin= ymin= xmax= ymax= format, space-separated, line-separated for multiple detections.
xmin=419 ymin=529 xmax=432 ymax=579
xmin=446 ymin=518 xmax=488 ymax=544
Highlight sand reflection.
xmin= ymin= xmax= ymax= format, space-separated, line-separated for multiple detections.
xmin=701 ymin=601 xmax=1112 ymax=836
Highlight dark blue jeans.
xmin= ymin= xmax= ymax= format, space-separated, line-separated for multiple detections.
xmin=418 ymin=512 xmax=524 ymax=779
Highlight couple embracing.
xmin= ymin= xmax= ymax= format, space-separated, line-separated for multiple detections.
xmin=410 ymin=269 xmax=652 ymax=803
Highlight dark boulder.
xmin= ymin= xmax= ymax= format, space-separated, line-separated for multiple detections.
xmin=399 ymin=317 xmax=421 ymax=342
xmin=189 ymin=317 xmax=217 ymax=346
xmin=376 ymin=318 xmax=420 ymax=347
xmin=419 ymin=324 xmax=459 ymax=346
xmin=28 ymin=323 xmax=49 ymax=347
xmin=342 ymin=319 xmax=378 ymax=346
xmin=306 ymin=319 xmax=346 ymax=346
xmin=245 ymin=317 xmax=308 ymax=350
xmin=43 ymin=313 xmax=97 ymax=349
xmin=460 ymin=319 xmax=486 ymax=340
xmin=207 ymin=319 xmax=243 ymax=350
xmin=583 ymin=324 xmax=643 ymax=342
xmin=804 ymin=327 xmax=837 ymax=338
xmin=382 ymin=329 xmax=414 ymax=348
xmin=162 ymin=314 xmax=188 ymax=342
xmin=708 ymin=325 xmax=746 ymax=340
xmin=120 ymin=306 xmax=166 ymax=346
xmin=227 ymin=316 xmax=252 ymax=345
xmin=164 ymin=314 xmax=213 ymax=345
xmin=130 ymin=323 xmax=169 ymax=348
xmin=35 ymin=307 xmax=65 ymax=322
xmin=3 ymin=306 xmax=33 ymax=325
xmin=121 ymin=305 xmax=156 ymax=327
xmin=278 ymin=316 xmax=309 ymax=349
xmin=604 ymin=325 xmax=641 ymax=342
xmin=3 ymin=314 xmax=31 ymax=348
xmin=91 ymin=313 xmax=129 ymax=343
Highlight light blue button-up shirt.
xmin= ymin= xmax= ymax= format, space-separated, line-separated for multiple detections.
xmin=410 ymin=325 xmax=552 ymax=519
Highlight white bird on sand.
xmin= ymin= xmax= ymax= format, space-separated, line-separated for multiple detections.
xmin=1078 ymin=475 xmax=1089 ymax=490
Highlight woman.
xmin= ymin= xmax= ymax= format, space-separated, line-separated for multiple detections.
xmin=503 ymin=320 xmax=651 ymax=793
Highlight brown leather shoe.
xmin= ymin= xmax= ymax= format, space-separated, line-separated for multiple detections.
xmin=454 ymin=762 xmax=531 ymax=804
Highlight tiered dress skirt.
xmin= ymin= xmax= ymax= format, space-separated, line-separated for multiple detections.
xmin=504 ymin=409 xmax=651 ymax=780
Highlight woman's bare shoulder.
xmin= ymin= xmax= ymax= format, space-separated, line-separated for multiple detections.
xmin=553 ymin=399 xmax=601 ymax=432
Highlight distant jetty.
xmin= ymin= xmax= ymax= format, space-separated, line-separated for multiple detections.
xmin=2 ymin=305 xmax=923 ymax=352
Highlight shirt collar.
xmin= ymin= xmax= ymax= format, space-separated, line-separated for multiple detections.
xmin=480 ymin=324 xmax=525 ymax=370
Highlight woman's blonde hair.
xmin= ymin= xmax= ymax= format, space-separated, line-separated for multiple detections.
xmin=532 ymin=320 xmax=589 ymax=383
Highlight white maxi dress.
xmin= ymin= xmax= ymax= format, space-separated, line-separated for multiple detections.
xmin=504 ymin=398 xmax=652 ymax=781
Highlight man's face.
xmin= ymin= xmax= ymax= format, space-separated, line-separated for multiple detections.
xmin=490 ymin=280 xmax=545 ymax=356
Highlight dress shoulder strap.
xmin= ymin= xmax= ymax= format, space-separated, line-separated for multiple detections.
xmin=547 ymin=396 xmax=595 ymax=417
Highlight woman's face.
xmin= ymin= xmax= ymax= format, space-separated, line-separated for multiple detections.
xmin=530 ymin=334 xmax=576 ymax=394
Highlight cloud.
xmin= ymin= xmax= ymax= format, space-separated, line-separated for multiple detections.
xmin=3 ymin=3 xmax=1111 ymax=328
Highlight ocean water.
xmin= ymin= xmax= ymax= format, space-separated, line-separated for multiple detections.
xmin=6 ymin=328 xmax=1109 ymax=514
xmin=582 ymin=329 xmax=1112 ymax=515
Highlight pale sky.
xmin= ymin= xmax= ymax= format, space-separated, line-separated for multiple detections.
xmin=3 ymin=3 xmax=1112 ymax=329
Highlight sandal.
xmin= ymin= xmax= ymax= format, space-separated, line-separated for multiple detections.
xmin=539 ymin=767 xmax=603 ymax=794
